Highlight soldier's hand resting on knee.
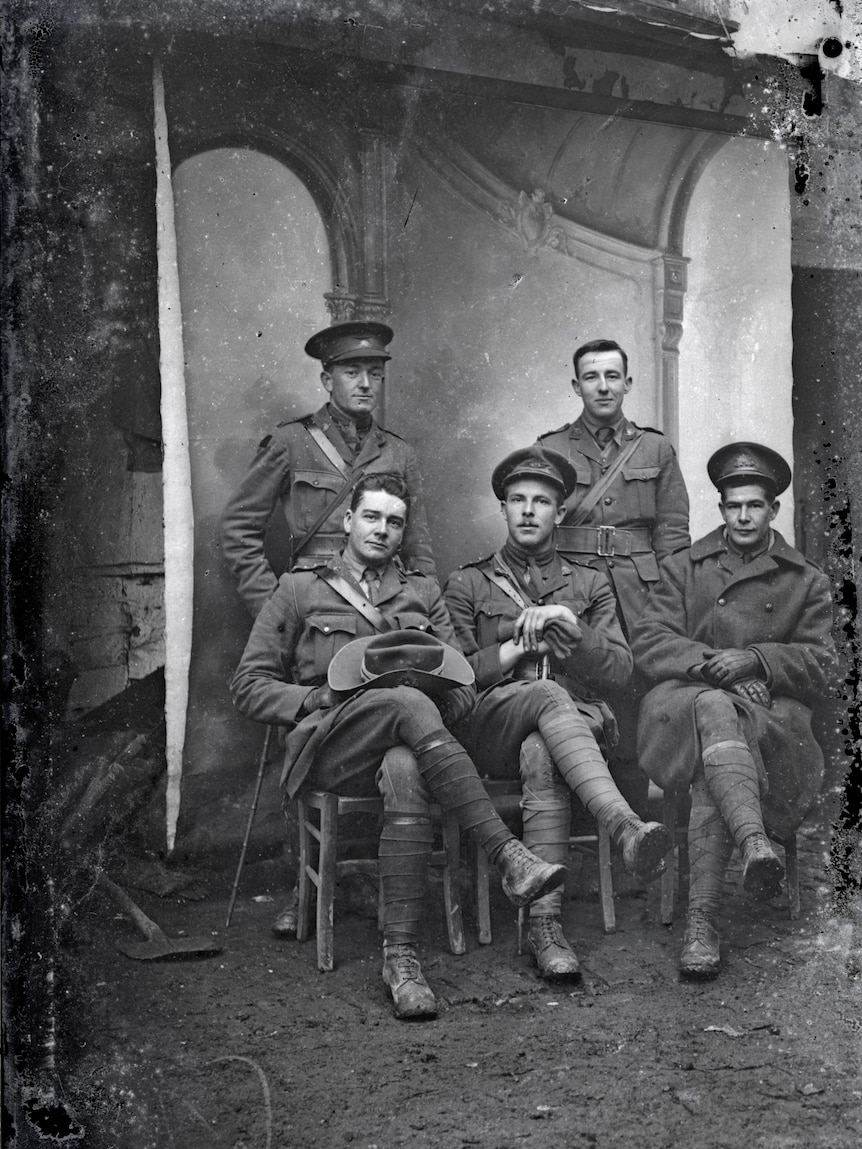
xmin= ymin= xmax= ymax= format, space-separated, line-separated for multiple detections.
xmin=729 ymin=678 xmax=773 ymax=708
xmin=701 ymin=648 xmax=761 ymax=687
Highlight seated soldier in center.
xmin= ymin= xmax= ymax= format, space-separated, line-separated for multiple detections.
xmin=444 ymin=446 xmax=672 ymax=979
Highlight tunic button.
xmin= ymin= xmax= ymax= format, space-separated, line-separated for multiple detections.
xmin=717 ymin=598 xmax=726 ymax=606
xmin=313 ymin=479 xmax=320 ymax=485
xmin=603 ymin=496 xmax=613 ymax=505
xmin=608 ymin=560 xmax=615 ymax=568
xmin=765 ymin=603 xmax=773 ymax=612
xmin=323 ymin=625 xmax=330 ymax=633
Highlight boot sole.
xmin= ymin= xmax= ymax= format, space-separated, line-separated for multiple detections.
xmin=530 ymin=951 xmax=582 ymax=981
xmin=743 ymin=853 xmax=784 ymax=901
xmin=503 ymin=864 xmax=567 ymax=908
xmin=385 ymin=987 xmax=438 ymax=1020
xmin=630 ymin=823 xmax=673 ymax=882
xmin=679 ymin=959 xmax=721 ymax=981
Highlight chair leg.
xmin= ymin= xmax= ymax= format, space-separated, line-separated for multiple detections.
xmin=597 ymin=823 xmax=616 ymax=934
xmin=316 ymin=794 xmax=339 ymax=972
xmin=784 ymin=834 xmax=800 ymax=920
xmin=441 ymin=812 xmax=466 ymax=955
xmin=296 ymin=796 xmax=313 ymax=942
xmin=660 ymin=790 xmax=678 ymax=926
xmin=475 ymin=843 xmax=492 ymax=946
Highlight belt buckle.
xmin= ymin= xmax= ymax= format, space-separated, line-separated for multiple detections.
xmin=596 ymin=525 xmax=616 ymax=557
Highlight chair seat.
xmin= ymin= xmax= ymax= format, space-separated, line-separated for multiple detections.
xmin=296 ymin=789 xmax=466 ymax=971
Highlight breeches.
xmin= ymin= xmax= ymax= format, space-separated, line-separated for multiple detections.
xmin=461 ymin=679 xmax=601 ymax=780
xmin=306 ymin=686 xmax=447 ymax=796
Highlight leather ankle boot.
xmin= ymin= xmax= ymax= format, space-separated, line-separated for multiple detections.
xmin=679 ymin=909 xmax=721 ymax=979
xmin=741 ymin=833 xmax=784 ymax=901
xmin=615 ymin=819 xmax=673 ymax=882
xmin=271 ymin=886 xmax=300 ymax=936
xmin=382 ymin=944 xmax=437 ymax=1019
xmin=496 ymin=840 xmax=566 ymax=908
xmin=527 ymin=915 xmax=581 ymax=980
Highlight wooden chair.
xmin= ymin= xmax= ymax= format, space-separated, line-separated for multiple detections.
xmin=659 ymin=788 xmax=801 ymax=926
xmin=469 ymin=779 xmax=617 ymax=947
xmin=296 ymin=789 xmax=466 ymax=971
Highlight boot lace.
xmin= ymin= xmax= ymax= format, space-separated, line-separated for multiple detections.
xmin=530 ymin=915 xmax=566 ymax=950
xmin=385 ymin=945 xmax=422 ymax=982
xmin=685 ymin=909 xmax=715 ymax=943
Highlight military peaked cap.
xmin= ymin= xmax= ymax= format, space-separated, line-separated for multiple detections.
xmin=491 ymin=444 xmax=578 ymax=500
xmin=707 ymin=441 xmax=791 ymax=495
xmin=304 ymin=321 xmax=394 ymax=365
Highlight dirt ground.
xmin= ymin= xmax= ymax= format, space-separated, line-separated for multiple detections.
xmin=9 ymin=781 xmax=862 ymax=1149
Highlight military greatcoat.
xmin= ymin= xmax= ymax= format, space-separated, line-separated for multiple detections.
xmin=230 ymin=555 xmax=472 ymax=797
xmin=537 ymin=415 xmax=690 ymax=634
xmin=631 ymin=528 xmax=837 ymax=837
xmin=220 ymin=405 xmax=436 ymax=617
xmin=443 ymin=552 xmax=632 ymax=766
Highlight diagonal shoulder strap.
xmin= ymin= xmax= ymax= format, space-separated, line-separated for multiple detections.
xmin=289 ymin=425 xmax=367 ymax=567
xmin=306 ymin=423 xmax=351 ymax=478
xmin=568 ymin=431 xmax=644 ymax=525
xmin=318 ymin=571 xmax=392 ymax=632
xmin=486 ymin=553 xmax=530 ymax=611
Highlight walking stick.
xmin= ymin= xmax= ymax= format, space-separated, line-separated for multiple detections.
xmin=518 ymin=651 xmax=551 ymax=953
xmin=225 ymin=725 xmax=273 ymax=927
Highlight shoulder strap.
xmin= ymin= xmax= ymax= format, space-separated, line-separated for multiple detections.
xmin=486 ymin=552 xmax=531 ymax=611
xmin=568 ymin=431 xmax=644 ymax=526
xmin=289 ymin=424 xmax=368 ymax=566
xmin=318 ymin=571 xmax=392 ymax=632
xmin=306 ymin=423 xmax=351 ymax=478
xmin=289 ymin=469 xmax=364 ymax=567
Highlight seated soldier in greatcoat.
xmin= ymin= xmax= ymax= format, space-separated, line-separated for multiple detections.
xmin=443 ymin=447 xmax=672 ymax=980
xmin=630 ymin=443 xmax=838 ymax=979
xmin=231 ymin=472 xmax=565 ymax=1019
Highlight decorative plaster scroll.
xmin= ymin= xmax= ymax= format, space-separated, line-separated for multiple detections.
xmin=324 ymin=292 xmax=359 ymax=321
xmin=414 ymin=134 xmax=661 ymax=283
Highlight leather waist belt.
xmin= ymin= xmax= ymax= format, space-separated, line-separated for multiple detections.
xmin=296 ymin=534 xmax=343 ymax=557
xmin=556 ymin=525 xmax=652 ymax=558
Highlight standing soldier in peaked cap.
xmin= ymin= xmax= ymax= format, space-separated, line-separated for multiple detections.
xmin=631 ymin=443 xmax=837 ymax=980
xmin=444 ymin=445 xmax=672 ymax=980
xmin=220 ymin=320 xmax=436 ymax=620
xmin=220 ymin=320 xmax=438 ymax=937
xmin=537 ymin=338 xmax=691 ymax=815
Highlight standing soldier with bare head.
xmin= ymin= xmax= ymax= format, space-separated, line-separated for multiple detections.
xmin=537 ymin=339 xmax=690 ymax=813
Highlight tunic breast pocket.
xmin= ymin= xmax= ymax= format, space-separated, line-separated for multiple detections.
xmin=306 ymin=613 xmax=358 ymax=670
xmin=475 ymin=601 xmax=514 ymax=647
xmin=290 ymin=470 xmax=344 ymax=531
xmin=621 ymin=466 xmax=661 ymax=521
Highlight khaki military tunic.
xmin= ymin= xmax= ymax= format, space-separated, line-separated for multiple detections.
xmin=220 ymin=405 xmax=436 ymax=617
xmin=538 ymin=415 xmax=689 ymax=635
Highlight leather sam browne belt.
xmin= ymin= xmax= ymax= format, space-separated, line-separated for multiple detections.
xmin=556 ymin=525 xmax=653 ymax=558
xmin=296 ymin=533 xmax=343 ymax=556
